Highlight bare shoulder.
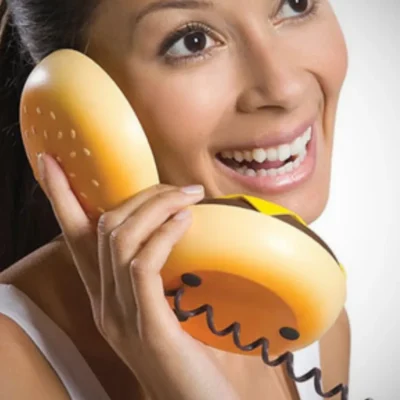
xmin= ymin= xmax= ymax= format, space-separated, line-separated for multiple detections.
xmin=0 ymin=235 xmax=91 ymax=325
xmin=0 ymin=237 xmax=144 ymax=400
xmin=320 ymin=308 xmax=351 ymax=398
xmin=0 ymin=312 xmax=71 ymax=400
xmin=0 ymin=234 xmax=73 ymax=286
xmin=0 ymin=235 xmax=98 ymax=356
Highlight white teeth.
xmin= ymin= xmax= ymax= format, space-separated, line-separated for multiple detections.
xmin=304 ymin=126 xmax=312 ymax=141
xmin=284 ymin=161 xmax=294 ymax=173
xmin=257 ymin=169 xmax=267 ymax=177
xmin=252 ymin=148 xmax=267 ymax=163
xmin=290 ymin=136 xmax=304 ymax=156
xmin=233 ymin=151 xmax=243 ymax=162
xmin=278 ymin=167 xmax=286 ymax=175
xmin=232 ymin=148 xmax=308 ymax=177
xmin=221 ymin=150 xmax=233 ymax=158
xmin=220 ymin=125 xmax=312 ymax=164
xmin=278 ymin=144 xmax=291 ymax=162
xmin=293 ymin=156 xmax=301 ymax=168
xmin=266 ymin=148 xmax=278 ymax=161
xmin=244 ymin=168 xmax=256 ymax=177
xmin=298 ymin=148 xmax=307 ymax=162
xmin=243 ymin=150 xmax=253 ymax=162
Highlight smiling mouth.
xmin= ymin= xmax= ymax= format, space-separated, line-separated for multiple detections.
xmin=216 ymin=126 xmax=312 ymax=177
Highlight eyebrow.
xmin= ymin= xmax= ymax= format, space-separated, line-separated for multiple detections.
xmin=134 ymin=0 xmax=214 ymax=25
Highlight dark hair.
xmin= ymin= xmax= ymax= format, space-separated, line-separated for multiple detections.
xmin=0 ymin=0 xmax=98 ymax=271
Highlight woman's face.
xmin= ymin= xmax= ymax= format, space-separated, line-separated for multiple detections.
xmin=88 ymin=0 xmax=347 ymax=223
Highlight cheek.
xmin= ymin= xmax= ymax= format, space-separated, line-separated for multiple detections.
xmin=286 ymin=8 xmax=348 ymax=149
xmin=311 ymin=15 xmax=348 ymax=149
xmin=306 ymin=13 xmax=348 ymax=102
xmin=124 ymin=59 xmax=236 ymax=154
xmin=283 ymin=9 xmax=348 ymax=106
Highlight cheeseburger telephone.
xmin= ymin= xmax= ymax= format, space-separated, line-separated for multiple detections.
xmin=20 ymin=49 xmax=355 ymax=399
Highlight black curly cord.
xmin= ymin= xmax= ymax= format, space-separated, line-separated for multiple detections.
xmin=164 ymin=284 xmax=366 ymax=400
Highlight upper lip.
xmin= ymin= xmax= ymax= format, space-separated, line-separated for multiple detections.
xmin=216 ymin=117 xmax=315 ymax=153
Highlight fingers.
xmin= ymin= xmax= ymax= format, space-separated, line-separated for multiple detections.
xmin=97 ymin=184 xmax=176 ymax=240
xmin=37 ymin=153 xmax=92 ymax=242
xmin=104 ymin=186 xmax=204 ymax=331
xmin=97 ymin=183 xmax=176 ymax=271
xmin=37 ymin=153 xmax=100 ymax=300
xmin=97 ymin=184 xmax=177 ymax=316
xmin=129 ymin=209 xmax=195 ymax=346
xmin=108 ymin=186 xmax=204 ymax=269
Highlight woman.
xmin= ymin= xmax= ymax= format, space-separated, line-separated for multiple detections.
xmin=0 ymin=0 xmax=351 ymax=398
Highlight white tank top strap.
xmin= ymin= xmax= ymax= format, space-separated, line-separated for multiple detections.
xmin=0 ymin=284 xmax=111 ymax=400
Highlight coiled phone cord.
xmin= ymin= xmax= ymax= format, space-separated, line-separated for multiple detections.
xmin=164 ymin=274 xmax=368 ymax=400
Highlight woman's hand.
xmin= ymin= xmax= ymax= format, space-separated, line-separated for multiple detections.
xmin=37 ymin=153 xmax=240 ymax=400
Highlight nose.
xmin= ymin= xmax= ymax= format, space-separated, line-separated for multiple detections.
xmin=237 ymin=40 xmax=309 ymax=114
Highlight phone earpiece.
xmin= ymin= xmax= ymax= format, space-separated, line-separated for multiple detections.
xmin=20 ymin=49 xmax=160 ymax=220
xmin=20 ymin=49 xmax=349 ymax=398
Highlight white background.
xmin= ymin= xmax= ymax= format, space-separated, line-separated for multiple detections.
xmin=311 ymin=1 xmax=400 ymax=399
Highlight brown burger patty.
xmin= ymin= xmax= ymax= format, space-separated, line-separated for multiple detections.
xmin=197 ymin=198 xmax=339 ymax=265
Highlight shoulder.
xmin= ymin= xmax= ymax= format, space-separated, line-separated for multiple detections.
xmin=0 ymin=234 xmax=73 ymax=285
xmin=0 ymin=312 xmax=71 ymax=399
xmin=0 ymin=236 xmax=99 ymax=399
xmin=0 ymin=235 xmax=95 ymax=346
xmin=0 ymin=235 xmax=88 ymax=319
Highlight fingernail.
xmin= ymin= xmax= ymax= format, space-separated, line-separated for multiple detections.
xmin=181 ymin=185 xmax=204 ymax=195
xmin=37 ymin=153 xmax=46 ymax=181
xmin=173 ymin=208 xmax=192 ymax=220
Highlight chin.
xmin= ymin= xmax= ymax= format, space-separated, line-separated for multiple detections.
xmin=301 ymin=193 xmax=330 ymax=225
xmin=295 ymin=185 xmax=330 ymax=225
xmin=272 ymin=170 xmax=332 ymax=225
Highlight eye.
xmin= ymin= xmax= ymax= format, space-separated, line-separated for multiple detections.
xmin=278 ymin=0 xmax=314 ymax=19
xmin=160 ymin=23 xmax=221 ymax=61
xmin=167 ymin=30 xmax=216 ymax=58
